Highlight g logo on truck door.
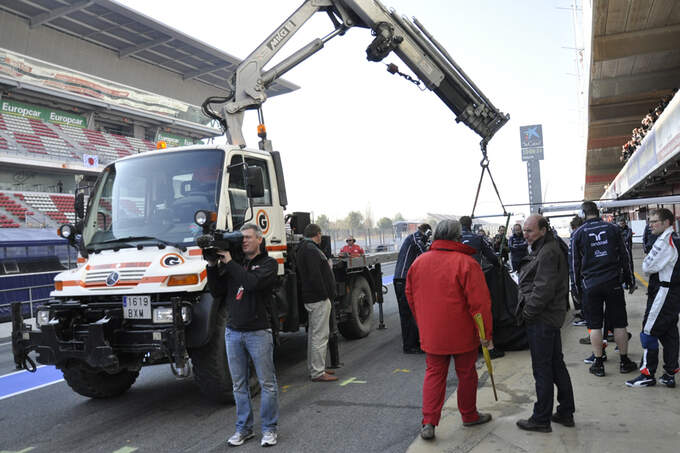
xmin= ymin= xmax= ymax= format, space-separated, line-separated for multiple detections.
xmin=256 ymin=209 xmax=270 ymax=234
xmin=161 ymin=253 xmax=185 ymax=268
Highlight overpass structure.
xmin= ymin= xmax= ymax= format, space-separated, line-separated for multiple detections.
xmin=584 ymin=0 xmax=680 ymax=202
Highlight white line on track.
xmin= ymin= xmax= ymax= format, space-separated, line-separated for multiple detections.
xmin=0 ymin=379 xmax=64 ymax=401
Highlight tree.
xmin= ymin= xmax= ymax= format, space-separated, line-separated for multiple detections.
xmin=393 ymin=212 xmax=405 ymax=222
xmin=346 ymin=211 xmax=364 ymax=233
xmin=377 ymin=217 xmax=393 ymax=231
xmin=316 ymin=214 xmax=330 ymax=232
xmin=364 ymin=206 xmax=374 ymax=230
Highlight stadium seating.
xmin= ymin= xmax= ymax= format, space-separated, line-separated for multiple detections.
xmin=0 ymin=191 xmax=34 ymax=225
xmin=0 ymin=113 xmax=156 ymax=164
xmin=20 ymin=192 xmax=75 ymax=225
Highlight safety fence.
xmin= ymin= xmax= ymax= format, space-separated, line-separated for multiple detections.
xmin=0 ymin=271 xmax=59 ymax=323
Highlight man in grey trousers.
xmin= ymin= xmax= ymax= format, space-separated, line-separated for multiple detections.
xmin=295 ymin=223 xmax=338 ymax=382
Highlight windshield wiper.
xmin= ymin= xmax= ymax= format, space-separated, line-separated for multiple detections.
xmin=97 ymin=236 xmax=188 ymax=251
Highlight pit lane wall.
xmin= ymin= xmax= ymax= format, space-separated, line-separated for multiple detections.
xmin=602 ymin=91 xmax=680 ymax=199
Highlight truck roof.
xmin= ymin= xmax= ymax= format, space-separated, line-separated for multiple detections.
xmin=112 ymin=143 xmax=270 ymax=166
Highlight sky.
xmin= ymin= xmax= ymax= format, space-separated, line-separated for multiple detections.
xmin=118 ymin=0 xmax=588 ymax=224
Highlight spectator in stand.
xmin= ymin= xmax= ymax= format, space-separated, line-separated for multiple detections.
xmin=339 ymin=236 xmax=365 ymax=257
xmin=509 ymin=223 xmax=528 ymax=272
xmin=394 ymin=223 xmax=431 ymax=354
xmin=406 ymin=219 xmax=493 ymax=440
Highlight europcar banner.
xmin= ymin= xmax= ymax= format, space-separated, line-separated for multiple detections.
xmin=1 ymin=99 xmax=86 ymax=128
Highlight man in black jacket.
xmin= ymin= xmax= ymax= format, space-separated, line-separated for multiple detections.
xmin=516 ymin=214 xmax=575 ymax=433
xmin=295 ymin=223 xmax=338 ymax=382
xmin=394 ymin=223 xmax=430 ymax=354
xmin=570 ymin=201 xmax=637 ymax=377
xmin=206 ymin=223 xmax=279 ymax=447
xmin=460 ymin=216 xmax=500 ymax=268
xmin=509 ymin=223 xmax=529 ymax=272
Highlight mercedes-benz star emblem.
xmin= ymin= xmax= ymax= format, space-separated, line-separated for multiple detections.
xmin=106 ymin=271 xmax=120 ymax=286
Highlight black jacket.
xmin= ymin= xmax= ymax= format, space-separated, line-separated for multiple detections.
xmin=206 ymin=252 xmax=278 ymax=331
xmin=394 ymin=230 xmax=428 ymax=280
xmin=518 ymin=232 xmax=568 ymax=328
xmin=295 ymin=239 xmax=336 ymax=304
xmin=509 ymin=233 xmax=528 ymax=263
xmin=570 ymin=218 xmax=633 ymax=291
xmin=461 ymin=228 xmax=499 ymax=267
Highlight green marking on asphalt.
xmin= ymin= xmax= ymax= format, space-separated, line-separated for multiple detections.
xmin=0 ymin=448 xmax=35 ymax=453
xmin=393 ymin=368 xmax=411 ymax=373
xmin=112 ymin=447 xmax=138 ymax=453
xmin=339 ymin=377 xmax=367 ymax=386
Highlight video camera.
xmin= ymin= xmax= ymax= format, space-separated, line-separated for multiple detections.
xmin=194 ymin=210 xmax=244 ymax=263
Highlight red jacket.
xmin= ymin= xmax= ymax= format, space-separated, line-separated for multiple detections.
xmin=406 ymin=239 xmax=493 ymax=355
xmin=340 ymin=244 xmax=364 ymax=256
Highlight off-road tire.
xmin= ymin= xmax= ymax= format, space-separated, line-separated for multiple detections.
xmin=190 ymin=299 xmax=260 ymax=404
xmin=338 ymin=276 xmax=374 ymax=339
xmin=62 ymin=362 xmax=138 ymax=399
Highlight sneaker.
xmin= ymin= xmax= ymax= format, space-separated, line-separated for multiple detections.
xmin=488 ymin=348 xmax=505 ymax=359
xmin=572 ymin=318 xmax=587 ymax=327
xmin=261 ymin=431 xmax=277 ymax=447
xmin=589 ymin=362 xmax=605 ymax=377
xmin=620 ymin=357 xmax=637 ymax=374
xmin=516 ymin=418 xmax=552 ymax=433
xmin=658 ymin=373 xmax=676 ymax=388
xmin=584 ymin=353 xmax=606 ymax=364
xmin=551 ymin=413 xmax=575 ymax=427
xmin=420 ymin=424 xmax=435 ymax=440
xmin=626 ymin=374 xmax=656 ymax=387
xmin=227 ymin=431 xmax=254 ymax=447
xmin=579 ymin=336 xmax=591 ymax=345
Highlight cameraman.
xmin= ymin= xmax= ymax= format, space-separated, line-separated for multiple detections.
xmin=205 ymin=223 xmax=280 ymax=448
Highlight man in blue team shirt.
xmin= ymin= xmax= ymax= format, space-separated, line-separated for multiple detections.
xmin=570 ymin=201 xmax=638 ymax=377
xmin=509 ymin=223 xmax=529 ymax=272
xmin=394 ymin=223 xmax=431 ymax=353
xmin=460 ymin=216 xmax=500 ymax=269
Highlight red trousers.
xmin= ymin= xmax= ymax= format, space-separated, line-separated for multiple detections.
xmin=422 ymin=349 xmax=479 ymax=425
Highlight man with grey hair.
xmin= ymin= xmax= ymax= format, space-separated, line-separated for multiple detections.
xmin=205 ymin=223 xmax=280 ymax=447
xmin=407 ymin=219 xmax=493 ymax=440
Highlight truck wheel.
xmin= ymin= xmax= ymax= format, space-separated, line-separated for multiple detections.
xmin=190 ymin=300 xmax=260 ymax=404
xmin=62 ymin=362 xmax=138 ymax=399
xmin=338 ymin=276 xmax=374 ymax=339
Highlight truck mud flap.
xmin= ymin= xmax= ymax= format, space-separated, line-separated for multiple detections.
xmin=186 ymin=292 xmax=219 ymax=348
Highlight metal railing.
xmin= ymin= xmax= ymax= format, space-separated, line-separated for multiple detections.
xmin=0 ymin=282 xmax=55 ymax=322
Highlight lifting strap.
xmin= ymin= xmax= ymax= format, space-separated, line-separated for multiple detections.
xmin=471 ymin=141 xmax=508 ymax=219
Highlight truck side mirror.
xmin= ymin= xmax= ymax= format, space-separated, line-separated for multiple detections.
xmin=246 ymin=167 xmax=265 ymax=199
xmin=74 ymin=192 xmax=85 ymax=220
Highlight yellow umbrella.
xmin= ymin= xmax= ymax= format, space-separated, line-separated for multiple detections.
xmin=473 ymin=313 xmax=498 ymax=401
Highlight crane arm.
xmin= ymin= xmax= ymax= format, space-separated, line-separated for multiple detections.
xmin=208 ymin=0 xmax=509 ymax=148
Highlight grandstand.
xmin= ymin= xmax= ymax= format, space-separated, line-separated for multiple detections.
xmin=0 ymin=0 xmax=297 ymax=320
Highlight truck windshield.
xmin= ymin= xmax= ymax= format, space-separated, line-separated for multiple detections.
xmin=82 ymin=149 xmax=224 ymax=251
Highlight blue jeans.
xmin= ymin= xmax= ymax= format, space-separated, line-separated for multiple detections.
xmin=225 ymin=327 xmax=279 ymax=434
xmin=526 ymin=322 xmax=575 ymax=424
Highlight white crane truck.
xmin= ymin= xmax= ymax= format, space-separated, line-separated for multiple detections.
xmin=12 ymin=0 xmax=509 ymax=403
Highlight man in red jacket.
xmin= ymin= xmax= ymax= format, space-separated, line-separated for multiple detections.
xmin=406 ymin=219 xmax=494 ymax=440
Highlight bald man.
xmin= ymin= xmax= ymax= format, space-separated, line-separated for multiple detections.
xmin=516 ymin=215 xmax=575 ymax=433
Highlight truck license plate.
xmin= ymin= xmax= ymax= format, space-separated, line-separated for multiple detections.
xmin=123 ymin=295 xmax=151 ymax=319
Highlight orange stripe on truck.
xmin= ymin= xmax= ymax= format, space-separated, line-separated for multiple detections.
xmin=267 ymin=245 xmax=288 ymax=251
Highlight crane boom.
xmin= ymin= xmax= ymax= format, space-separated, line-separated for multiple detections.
xmin=205 ymin=0 xmax=509 ymax=148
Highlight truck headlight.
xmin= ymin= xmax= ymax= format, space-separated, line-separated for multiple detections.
xmin=36 ymin=310 xmax=51 ymax=327
xmin=153 ymin=306 xmax=191 ymax=324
